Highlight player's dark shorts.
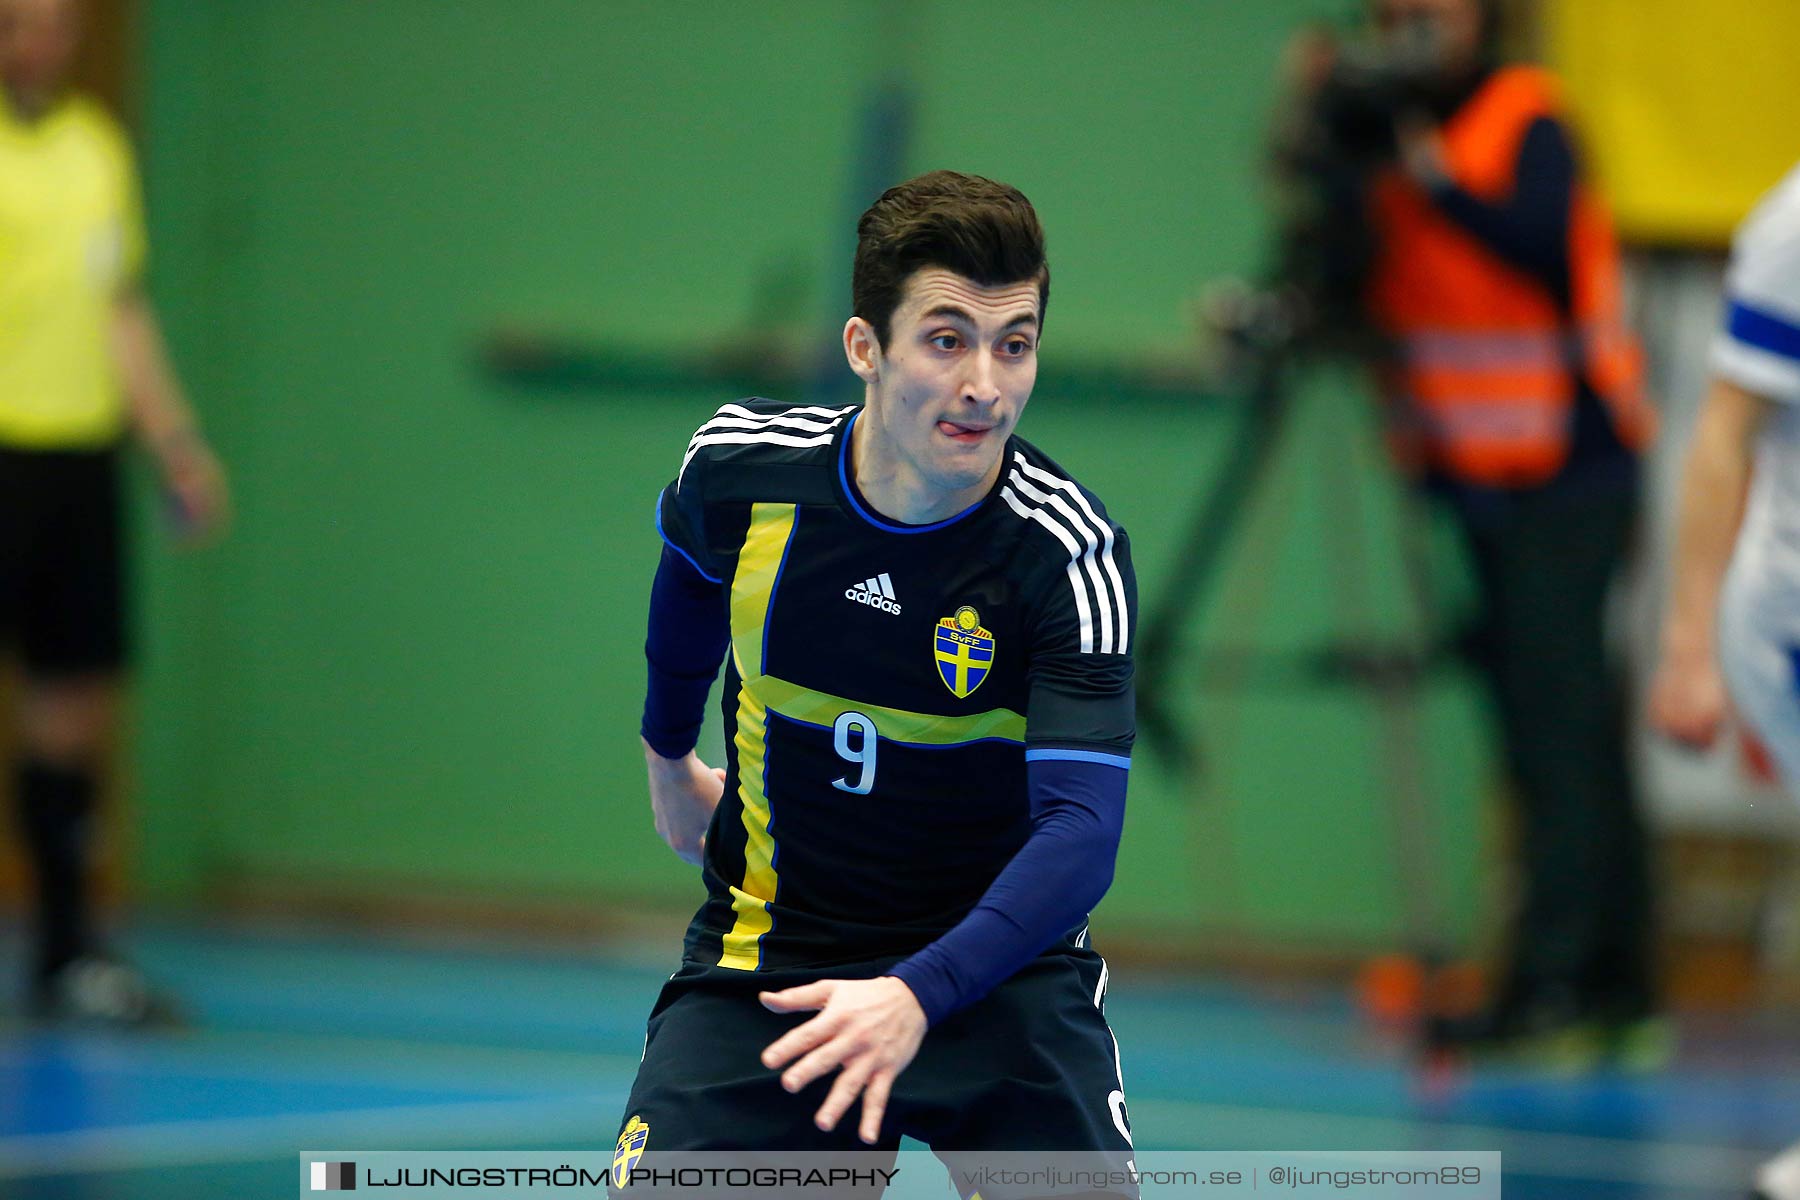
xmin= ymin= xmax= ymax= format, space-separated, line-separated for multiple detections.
xmin=0 ymin=445 xmax=128 ymax=676
xmin=613 ymin=947 xmax=1136 ymax=1199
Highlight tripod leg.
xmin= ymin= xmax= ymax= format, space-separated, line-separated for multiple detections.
xmin=1314 ymin=388 xmax=1453 ymax=1032
xmin=1137 ymin=353 xmax=1295 ymax=771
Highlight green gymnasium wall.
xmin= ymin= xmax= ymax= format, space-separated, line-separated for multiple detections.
xmin=130 ymin=0 xmax=1493 ymax=954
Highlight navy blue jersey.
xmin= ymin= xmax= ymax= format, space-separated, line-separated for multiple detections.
xmin=657 ymin=400 xmax=1136 ymax=971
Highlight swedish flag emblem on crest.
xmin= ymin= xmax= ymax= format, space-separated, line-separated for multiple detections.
xmin=612 ymin=1115 xmax=650 ymax=1188
xmin=935 ymin=605 xmax=995 ymax=699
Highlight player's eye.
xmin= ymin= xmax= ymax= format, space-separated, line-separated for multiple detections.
xmin=1002 ymin=338 xmax=1033 ymax=356
xmin=930 ymin=334 xmax=961 ymax=351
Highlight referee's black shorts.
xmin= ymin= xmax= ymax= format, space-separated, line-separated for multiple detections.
xmin=0 ymin=445 xmax=128 ymax=677
xmin=612 ymin=947 xmax=1137 ymax=1198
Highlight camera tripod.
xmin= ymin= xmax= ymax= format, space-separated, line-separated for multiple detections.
xmin=1135 ymin=293 xmax=1469 ymax=1045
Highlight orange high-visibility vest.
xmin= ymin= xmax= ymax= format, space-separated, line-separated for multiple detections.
xmin=1365 ymin=66 xmax=1654 ymax=488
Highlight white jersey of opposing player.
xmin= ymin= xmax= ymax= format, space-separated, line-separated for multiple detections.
xmin=1715 ymin=161 xmax=1800 ymax=788
xmin=1717 ymin=164 xmax=1800 ymax=624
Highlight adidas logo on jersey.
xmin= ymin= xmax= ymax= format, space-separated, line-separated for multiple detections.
xmin=845 ymin=573 xmax=902 ymax=615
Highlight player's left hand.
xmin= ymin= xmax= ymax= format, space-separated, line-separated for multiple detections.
xmin=758 ymin=977 xmax=926 ymax=1145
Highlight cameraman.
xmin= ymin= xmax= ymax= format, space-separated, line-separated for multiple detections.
xmin=1282 ymin=0 xmax=1660 ymax=1057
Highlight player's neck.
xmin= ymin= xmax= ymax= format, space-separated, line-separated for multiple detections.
xmin=850 ymin=413 xmax=999 ymax=526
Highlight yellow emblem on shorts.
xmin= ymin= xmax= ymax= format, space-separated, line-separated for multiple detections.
xmin=935 ymin=605 xmax=995 ymax=699
xmin=612 ymin=1115 xmax=650 ymax=1188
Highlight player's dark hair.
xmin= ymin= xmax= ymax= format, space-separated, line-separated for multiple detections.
xmin=852 ymin=170 xmax=1049 ymax=348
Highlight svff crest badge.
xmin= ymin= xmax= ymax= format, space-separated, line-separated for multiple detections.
xmin=935 ymin=605 xmax=995 ymax=699
xmin=612 ymin=1115 xmax=650 ymax=1188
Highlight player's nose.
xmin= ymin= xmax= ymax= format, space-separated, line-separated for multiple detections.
xmin=962 ymin=351 xmax=1002 ymax=405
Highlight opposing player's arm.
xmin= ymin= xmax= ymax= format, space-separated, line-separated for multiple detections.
xmin=1651 ymin=377 xmax=1772 ymax=748
xmin=1652 ymin=217 xmax=1800 ymax=749
xmin=641 ymin=432 xmax=732 ymax=864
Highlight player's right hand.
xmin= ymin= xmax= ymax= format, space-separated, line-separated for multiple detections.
xmin=641 ymin=739 xmax=724 ymax=866
xmin=1649 ymin=648 xmax=1732 ymax=751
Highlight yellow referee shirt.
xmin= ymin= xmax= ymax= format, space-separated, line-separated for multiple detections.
xmin=0 ymin=92 xmax=145 ymax=450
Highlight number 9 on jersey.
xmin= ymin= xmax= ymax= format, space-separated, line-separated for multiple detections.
xmin=831 ymin=711 xmax=878 ymax=795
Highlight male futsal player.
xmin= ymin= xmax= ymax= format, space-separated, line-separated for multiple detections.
xmin=622 ymin=171 xmax=1137 ymax=1191
xmin=1649 ymin=160 xmax=1800 ymax=1200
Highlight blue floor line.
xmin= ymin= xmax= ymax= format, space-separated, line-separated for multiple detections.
xmin=0 ymin=920 xmax=1794 ymax=1200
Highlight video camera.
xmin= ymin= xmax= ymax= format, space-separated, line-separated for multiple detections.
xmin=1309 ymin=15 xmax=1445 ymax=166
xmin=1260 ymin=15 xmax=1446 ymax=340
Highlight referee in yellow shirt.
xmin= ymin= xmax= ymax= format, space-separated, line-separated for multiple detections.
xmin=2 ymin=0 xmax=226 ymax=1023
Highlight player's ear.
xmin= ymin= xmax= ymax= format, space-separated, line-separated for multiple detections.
xmin=844 ymin=317 xmax=881 ymax=385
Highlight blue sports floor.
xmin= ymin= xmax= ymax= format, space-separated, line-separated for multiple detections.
xmin=1 ymin=920 xmax=1794 ymax=1198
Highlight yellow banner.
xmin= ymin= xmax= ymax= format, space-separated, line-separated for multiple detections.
xmin=1545 ymin=0 xmax=1800 ymax=246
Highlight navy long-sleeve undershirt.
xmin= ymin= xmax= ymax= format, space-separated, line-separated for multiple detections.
xmin=888 ymin=755 xmax=1126 ymax=1025
xmin=640 ymin=544 xmax=730 ymax=760
xmin=1424 ymin=115 xmax=1575 ymax=308
xmin=639 ymin=545 xmax=1127 ymax=1023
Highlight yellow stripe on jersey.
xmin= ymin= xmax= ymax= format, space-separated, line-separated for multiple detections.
xmin=750 ymin=675 xmax=1025 ymax=746
xmin=716 ymin=501 xmax=1024 ymax=969
xmin=719 ymin=502 xmax=797 ymax=970
xmin=729 ymin=503 xmax=796 ymax=681
xmin=720 ymin=685 xmax=777 ymax=969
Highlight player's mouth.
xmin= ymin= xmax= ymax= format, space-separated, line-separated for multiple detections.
xmin=936 ymin=419 xmax=996 ymax=445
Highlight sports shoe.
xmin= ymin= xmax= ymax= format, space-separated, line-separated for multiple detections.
xmin=1604 ymin=1015 xmax=1676 ymax=1074
xmin=1427 ymin=990 xmax=1669 ymax=1075
xmin=28 ymin=955 xmax=186 ymax=1029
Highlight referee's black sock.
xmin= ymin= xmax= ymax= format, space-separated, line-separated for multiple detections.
xmin=16 ymin=760 xmax=98 ymax=983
